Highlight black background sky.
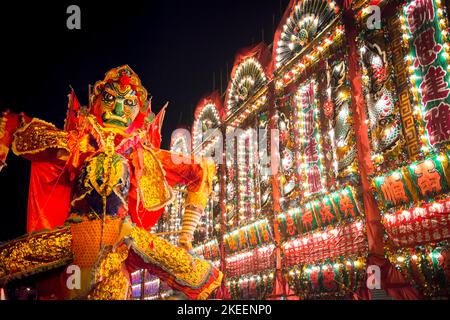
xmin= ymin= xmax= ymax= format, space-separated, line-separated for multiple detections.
xmin=0 ymin=0 xmax=290 ymax=241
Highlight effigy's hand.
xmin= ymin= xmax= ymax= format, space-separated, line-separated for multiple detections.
xmin=0 ymin=111 xmax=21 ymax=172
xmin=178 ymin=232 xmax=194 ymax=252
xmin=56 ymin=149 xmax=70 ymax=161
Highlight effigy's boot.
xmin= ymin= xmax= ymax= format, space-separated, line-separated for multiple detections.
xmin=124 ymin=225 xmax=223 ymax=300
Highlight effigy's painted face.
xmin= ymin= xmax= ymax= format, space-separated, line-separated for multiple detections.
xmin=92 ymin=65 xmax=149 ymax=132
xmin=100 ymin=82 xmax=140 ymax=129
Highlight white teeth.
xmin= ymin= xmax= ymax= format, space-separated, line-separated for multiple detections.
xmin=104 ymin=112 xmax=128 ymax=123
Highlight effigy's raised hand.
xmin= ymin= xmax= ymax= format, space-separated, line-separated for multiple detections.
xmin=0 ymin=111 xmax=20 ymax=172
xmin=178 ymin=232 xmax=194 ymax=252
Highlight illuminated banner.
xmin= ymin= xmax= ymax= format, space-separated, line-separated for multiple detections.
xmin=373 ymin=151 xmax=450 ymax=211
xmin=223 ymin=219 xmax=273 ymax=253
xmin=383 ymin=198 xmax=450 ymax=247
xmin=194 ymin=240 xmax=220 ymax=261
xmin=278 ymin=186 xmax=362 ymax=238
xmin=403 ymin=0 xmax=450 ymax=147
xmin=282 ymin=220 xmax=367 ymax=266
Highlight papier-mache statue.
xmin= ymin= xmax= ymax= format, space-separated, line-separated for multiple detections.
xmin=0 ymin=65 xmax=222 ymax=299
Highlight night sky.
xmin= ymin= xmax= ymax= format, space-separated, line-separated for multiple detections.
xmin=0 ymin=0 xmax=290 ymax=241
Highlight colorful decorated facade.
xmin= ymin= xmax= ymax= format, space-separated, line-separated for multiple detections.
xmin=185 ymin=0 xmax=450 ymax=300
xmin=1 ymin=0 xmax=450 ymax=301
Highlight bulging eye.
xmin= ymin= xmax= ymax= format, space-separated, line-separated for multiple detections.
xmin=103 ymin=92 xmax=115 ymax=102
xmin=124 ymin=99 xmax=137 ymax=107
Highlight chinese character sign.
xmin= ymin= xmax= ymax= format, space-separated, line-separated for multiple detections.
xmin=296 ymin=81 xmax=324 ymax=195
xmin=376 ymin=171 xmax=412 ymax=208
xmin=223 ymin=220 xmax=273 ymax=253
xmin=403 ymin=0 xmax=450 ymax=147
xmin=373 ymin=151 xmax=450 ymax=210
xmin=278 ymin=186 xmax=362 ymax=239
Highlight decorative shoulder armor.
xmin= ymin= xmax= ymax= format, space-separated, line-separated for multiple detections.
xmin=138 ymin=146 xmax=174 ymax=211
xmin=185 ymin=157 xmax=216 ymax=210
xmin=12 ymin=118 xmax=69 ymax=156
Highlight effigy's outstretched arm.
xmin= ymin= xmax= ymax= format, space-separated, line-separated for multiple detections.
xmin=154 ymin=149 xmax=216 ymax=250
xmin=0 ymin=111 xmax=74 ymax=232
xmin=0 ymin=111 xmax=70 ymax=170
xmin=180 ymin=157 xmax=215 ymax=250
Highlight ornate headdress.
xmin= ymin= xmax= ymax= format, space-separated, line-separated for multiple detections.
xmin=92 ymin=65 xmax=148 ymax=110
xmin=90 ymin=65 xmax=151 ymax=133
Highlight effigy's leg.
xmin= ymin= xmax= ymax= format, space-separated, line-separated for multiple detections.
xmin=124 ymin=227 xmax=223 ymax=300
xmin=0 ymin=227 xmax=73 ymax=287
xmin=87 ymin=243 xmax=130 ymax=300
